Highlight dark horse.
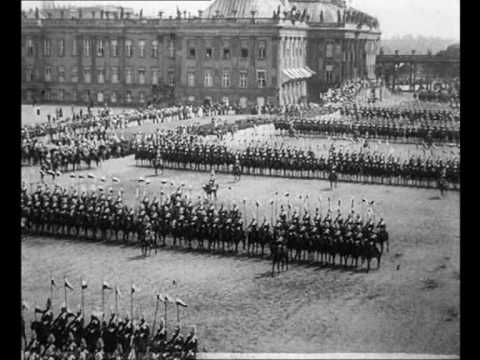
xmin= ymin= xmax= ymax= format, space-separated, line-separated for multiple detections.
xmin=233 ymin=163 xmax=242 ymax=182
xmin=271 ymin=239 xmax=289 ymax=276
xmin=329 ymin=169 xmax=338 ymax=190
xmin=202 ymin=182 xmax=219 ymax=201
xmin=438 ymin=176 xmax=449 ymax=197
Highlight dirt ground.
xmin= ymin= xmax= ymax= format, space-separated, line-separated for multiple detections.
xmin=21 ymin=157 xmax=459 ymax=354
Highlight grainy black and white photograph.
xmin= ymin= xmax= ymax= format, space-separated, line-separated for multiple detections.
xmin=21 ymin=0 xmax=460 ymax=359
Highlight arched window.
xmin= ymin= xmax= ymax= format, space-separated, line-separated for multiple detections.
xmin=97 ymin=91 xmax=104 ymax=103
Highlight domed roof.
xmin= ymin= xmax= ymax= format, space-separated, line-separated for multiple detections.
xmin=204 ymin=0 xmax=290 ymax=18
xmin=289 ymin=0 xmax=343 ymax=23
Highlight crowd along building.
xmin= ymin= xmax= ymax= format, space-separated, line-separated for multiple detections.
xmin=21 ymin=0 xmax=381 ymax=108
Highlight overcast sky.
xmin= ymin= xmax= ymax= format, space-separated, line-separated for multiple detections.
xmin=21 ymin=0 xmax=460 ymax=39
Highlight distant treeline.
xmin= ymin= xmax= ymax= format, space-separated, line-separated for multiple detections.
xmin=380 ymin=35 xmax=458 ymax=55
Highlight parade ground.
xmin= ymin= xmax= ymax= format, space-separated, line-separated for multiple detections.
xmin=21 ymin=154 xmax=460 ymax=354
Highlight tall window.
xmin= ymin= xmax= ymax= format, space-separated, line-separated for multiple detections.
xmin=96 ymin=39 xmax=104 ymax=57
xmin=71 ymin=66 xmax=78 ymax=83
xmin=125 ymin=68 xmax=133 ymax=84
xmin=241 ymin=47 xmax=248 ymax=59
xmin=26 ymin=39 xmax=34 ymax=57
xmin=325 ymin=65 xmax=333 ymax=83
xmin=239 ymin=71 xmax=248 ymax=88
xmin=204 ymin=70 xmax=213 ymax=87
xmin=72 ymin=38 xmax=78 ymax=56
xmin=83 ymin=67 xmax=91 ymax=83
xmin=205 ymin=48 xmax=213 ymax=59
xmin=58 ymin=39 xmax=65 ymax=57
xmin=222 ymin=71 xmax=231 ymax=88
xmin=168 ymin=70 xmax=175 ymax=86
xmin=97 ymin=68 xmax=105 ymax=84
xmin=326 ymin=43 xmax=333 ymax=58
xmin=256 ymin=70 xmax=266 ymax=88
xmin=138 ymin=68 xmax=145 ymax=84
xmin=258 ymin=41 xmax=266 ymax=60
xmin=111 ymin=67 xmax=119 ymax=84
xmin=110 ymin=39 xmax=118 ymax=57
xmin=97 ymin=91 xmax=104 ymax=103
xmin=57 ymin=89 xmax=64 ymax=101
xmin=83 ymin=39 xmax=90 ymax=57
xmin=168 ymin=40 xmax=175 ymax=58
xmin=139 ymin=92 xmax=145 ymax=103
xmin=187 ymin=72 xmax=195 ymax=87
xmin=151 ymin=40 xmax=158 ymax=58
xmin=58 ymin=66 xmax=65 ymax=82
xmin=72 ymin=89 xmax=77 ymax=102
xmin=44 ymin=39 xmax=51 ymax=57
xmin=25 ymin=67 xmax=33 ymax=82
xmin=139 ymin=40 xmax=145 ymax=57
xmin=223 ymin=48 xmax=231 ymax=60
xmin=188 ymin=48 xmax=196 ymax=59
xmin=111 ymin=92 xmax=117 ymax=104
xmin=125 ymin=40 xmax=133 ymax=57
xmin=151 ymin=68 xmax=159 ymax=85
xmin=45 ymin=66 xmax=52 ymax=82
xmin=126 ymin=91 xmax=132 ymax=103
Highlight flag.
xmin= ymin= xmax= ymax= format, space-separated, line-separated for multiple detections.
xmin=51 ymin=277 xmax=56 ymax=287
xmin=131 ymin=284 xmax=138 ymax=294
xmin=87 ymin=173 xmax=95 ymax=179
xmin=164 ymin=294 xmax=174 ymax=303
xmin=69 ymin=173 xmax=76 ymax=179
xmin=103 ymin=281 xmax=112 ymax=291
xmin=22 ymin=301 xmax=29 ymax=311
xmin=64 ymin=279 xmax=74 ymax=291
xmin=284 ymin=192 xmax=290 ymax=197
xmin=137 ymin=177 xmax=145 ymax=183
xmin=78 ymin=175 xmax=85 ymax=179
xmin=81 ymin=280 xmax=88 ymax=290
xmin=112 ymin=177 xmax=120 ymax=183
xmin=100 ymin=176 xmax=106 ymax=183
xmin=115 ymin=286 xmax=121 ymax=297
xmin=34 ymin=306 xmax=44 ymax=313
xmin=255 ymin=201 xmax=261 ymax=207
xmin=157 ymin=293 xmax=164 ymax=301
xmin=176 ymin=298 xmax=187 ymax=308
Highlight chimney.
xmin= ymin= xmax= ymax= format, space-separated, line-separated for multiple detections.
xmin=158 ymin=11 xmax=163 ymax=19
xmin=183 ymin=11 xmax=187 ymax=19
xmin=379 ymin=47 xmax=384 ymax=55
xmin=198 ymin=10 xmax=202 ymax=18
xmin=411 ymin=50 xmax=416 ymax=55
xmin=78 ymin=9 xmax=82 ymax=19
xmin=394 ymin=50 xmax=399 ymax=56
xmin=60 ymin=10 xmax=64 ymax=19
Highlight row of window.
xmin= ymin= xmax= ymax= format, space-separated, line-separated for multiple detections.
xmin=32 ymin=89 xmax=147 ymax=104
xmin=25 ymin=38 xmax=269 ymax=60
xmin=188 ymin=42 xmax=266 ymax=60
xmin=24 ymin=67 xmax=268 ymax=89
xmin=24 ymin=66 xmax=174 ymax=86
xmin=25 ymin=38 xmax=174 ymax=59
xmin=187 ymin=70 xmax=266 ymax=88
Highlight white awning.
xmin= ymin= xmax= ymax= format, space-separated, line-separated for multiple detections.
xmin=282 ymin=67 xmax=315 ymax=82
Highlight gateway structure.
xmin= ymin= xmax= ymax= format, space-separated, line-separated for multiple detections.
xmin=21 ymin=0 xmax=380 ymax=107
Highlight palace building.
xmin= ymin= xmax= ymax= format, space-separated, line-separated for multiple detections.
xmin=21 ymin=0 xmax=380 ymax=107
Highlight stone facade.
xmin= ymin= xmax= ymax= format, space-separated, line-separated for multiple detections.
xmin=21 ymin=0 xmax=380 ymax=107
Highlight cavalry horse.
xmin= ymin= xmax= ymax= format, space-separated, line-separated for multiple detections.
xmin=329 ymin=169 xmax=338 ymax=190
xmin=202 ymin=182 xmax=219 ymax=201
xmin=271 ymin=239 xmax=289 ymax=276
xmin=233 ymin=162 xmax=242 ymax=182
xmin=438 ymin=176 xmax=449 ymax=197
